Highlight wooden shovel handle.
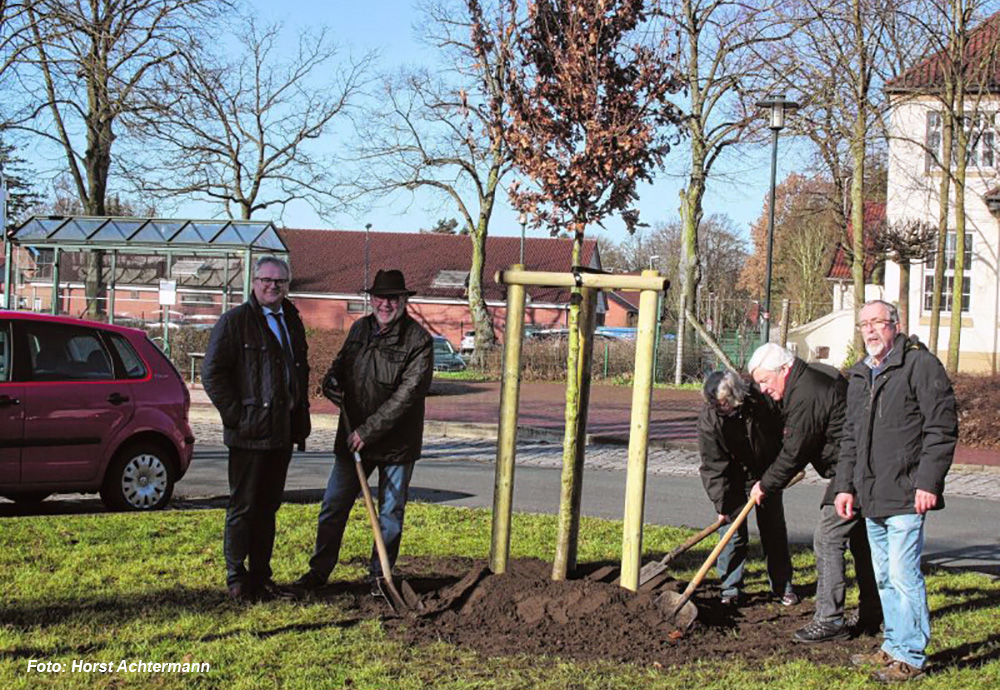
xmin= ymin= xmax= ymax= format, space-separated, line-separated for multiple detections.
xmin=660 ymin=516 xmax=727 ymax=566
xmin=342 ymin=409 xmax=406 ymax=610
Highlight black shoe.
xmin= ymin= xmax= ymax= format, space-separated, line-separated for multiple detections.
xmin=366 ymin=575 xmax=382 ymax=598
xmin=255 ymin=579 xmax=294 ymax=601
xmin=793 ymin=619 xmax=850 ymax=643
xmin=846 ymin=609 xmax=884 ymax=636
xmin=292 ymin=571 xmax=327 ymax=591
xmin=228 ymin=581 xmax=254 ymax=602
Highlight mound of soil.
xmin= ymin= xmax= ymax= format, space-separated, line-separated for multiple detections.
xmin=351 ymin=557 xmax=880 ymax=668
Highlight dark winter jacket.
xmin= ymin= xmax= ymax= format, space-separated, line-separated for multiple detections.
xmin=325 ymin=313 xmax=433 ymax=465
xmin=758 ymin=358 xmax=847 ymax=506
xmin=833 ymin=334 xmax=958 ymax=518
xmin=202 ymin=294 xmax=311 ymax=450
xmin=699 ymin=386 xmax=784 ymax=515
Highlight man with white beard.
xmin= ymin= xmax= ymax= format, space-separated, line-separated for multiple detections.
xmin=835 ymin=300 xmax=958 ymax=683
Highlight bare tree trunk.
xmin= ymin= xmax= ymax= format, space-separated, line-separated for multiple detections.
xmin=898 ymin=260 xmax=911 ymax=334
xmin=930 ymin=103 xmax=954 ymax=354
xmin=468 ymin=184 xmax=498 ymax=368
xmin=947 ymin=91 xmax=967 ymax=373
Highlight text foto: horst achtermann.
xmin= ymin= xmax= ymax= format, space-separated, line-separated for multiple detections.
xmin=27 ymin=659 xmax=211 ymax=674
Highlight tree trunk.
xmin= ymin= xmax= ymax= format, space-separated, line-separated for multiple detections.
xmin=468 ymin=209 xmax=498 ymax=369
xmin=947 ymin=92 xmax=967 ymax=373
xmin=675 ymin=179 xmax=703 ymax=382
xmin=552 ymin=230 xmax=584 ymax=581
xmin=849 ymin=112 xmax=867 ymax=356
xmin=898 ymin=260 xmax=910 ymax=335
xmin=930 ymin=104 xmax=954 ymax=354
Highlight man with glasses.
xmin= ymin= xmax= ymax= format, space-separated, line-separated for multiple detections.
xmin=835 ymin=300 xmax=957 ymax=683
xmin=747 ymin=342 xmax=880 ymax=644
xmin=698 ymin=370 xmax=794 ymax=607
xmin=203 ymin=256 xmax=311 ymax=602
xmin=294 ymin=269 xmax=433 ymax=594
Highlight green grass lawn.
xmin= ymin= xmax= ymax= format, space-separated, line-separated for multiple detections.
xmin=1 ymin=502 xmax=998 ymax=689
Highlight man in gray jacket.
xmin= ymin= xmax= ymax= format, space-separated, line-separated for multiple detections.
xmin=835 ymin=300 xmax=958 ymax=682
xmin=294 ymin=269 xmax=433 ymax=592
xmin=202 ymin=256 xmax=311 ymax=601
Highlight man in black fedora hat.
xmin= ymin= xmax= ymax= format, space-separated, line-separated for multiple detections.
xmin=294 ymin=269 xmax=433 ymax=592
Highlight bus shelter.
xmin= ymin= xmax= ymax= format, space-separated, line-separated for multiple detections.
xmin=2 ymin=216 xmax=289 ymax=324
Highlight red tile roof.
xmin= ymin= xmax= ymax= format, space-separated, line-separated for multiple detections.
xmin=886 ymin=12 xmax=1000 ymax=93
xmin=279 ymin=229 xmax=599 ymax=304
xmin=827 ymin=202 xmax=885 ymax=281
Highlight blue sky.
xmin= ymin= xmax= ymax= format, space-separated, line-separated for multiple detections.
xmin=204 ymin=1 xmax=806 ymax=246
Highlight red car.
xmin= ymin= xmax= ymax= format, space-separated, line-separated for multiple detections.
xmin=0 ymin=311 xmax=194 ymax=510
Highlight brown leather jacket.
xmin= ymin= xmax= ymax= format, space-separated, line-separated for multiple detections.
xmin=325 ymin=313 xmax=433 ymax=465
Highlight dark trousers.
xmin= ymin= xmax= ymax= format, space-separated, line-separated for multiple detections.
xmin=224 ymin=445 xmax=292 ymax=588
xmin=813 ymin=503 xmax=881 ymax=625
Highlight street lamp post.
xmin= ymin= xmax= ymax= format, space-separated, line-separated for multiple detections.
xmin=756 ymin=93 xmax=798 ymax=344
xmin=518 ymin=212 xmax=527 ymax=265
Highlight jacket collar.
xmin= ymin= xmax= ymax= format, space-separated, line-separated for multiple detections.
xmin=365 ymin=311 xmax=410 ymax=344
xmin=248 ymin=292 xmax=299 ymax=319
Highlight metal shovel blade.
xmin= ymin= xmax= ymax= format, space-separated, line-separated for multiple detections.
xmin=375 ymin=576 xmax=409 ymax=613
xmin=655 ymin=590 xmax=698 ymax=631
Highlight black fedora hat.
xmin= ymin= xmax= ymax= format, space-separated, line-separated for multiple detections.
xmin=365 ymin=269 xmax=417 ymax=297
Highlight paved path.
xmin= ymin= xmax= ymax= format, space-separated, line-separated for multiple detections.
xmin=188 ymin=407 xmax=1000 ymax=501
xmin=190 ymin=379 xmax=1000 ymax=469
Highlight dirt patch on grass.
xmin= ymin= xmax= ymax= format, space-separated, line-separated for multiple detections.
xmin=340 ymin=557 xmax=879 ymax=669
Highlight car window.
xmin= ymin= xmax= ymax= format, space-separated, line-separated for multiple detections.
xmin=24 ymin=322 xmax=114 ymax=382
xmin=0 ymin=322 xmax=9 ymax=382
xmin=433 ymin=339 xmax=454 ymax=355
xmin=108 ymin=334 xmax=148 ymax=379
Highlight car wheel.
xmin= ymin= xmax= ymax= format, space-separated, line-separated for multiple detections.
xmin=100 ymin=443 xmax=175 ymax=511
xmin=2 ymin=491 xmax=51 ymax=504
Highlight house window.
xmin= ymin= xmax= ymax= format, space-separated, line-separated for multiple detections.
xmin=347 ymin=300 xmax=367 ymax=313
xmin=923 ymin=232 xmax=972 ymax=313
xmin=925 ymin=111 xmax=997 ymax=172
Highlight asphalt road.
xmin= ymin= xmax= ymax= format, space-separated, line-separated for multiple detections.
xmin=170 ymin=445 xmax=1000 ymax=578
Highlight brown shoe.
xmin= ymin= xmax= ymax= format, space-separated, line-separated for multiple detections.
xmin=851 ymin=649 xmax=894 ymax=667
xmin=872 ymin=660 xmax=925 ymax=683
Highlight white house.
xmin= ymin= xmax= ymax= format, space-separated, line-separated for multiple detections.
xmin=881 ymin=13 xmax=1000 ymax=374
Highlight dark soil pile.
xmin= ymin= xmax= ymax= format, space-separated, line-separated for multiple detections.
xmin=350 ymin=557 xmax=880 ymax=669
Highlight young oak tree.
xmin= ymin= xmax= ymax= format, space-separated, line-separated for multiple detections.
xmin=493 ymin=0 xmax=684 ymax=579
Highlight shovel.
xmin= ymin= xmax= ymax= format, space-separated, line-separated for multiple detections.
xmin=657 ymin=471 xmax=806 ymax=631
xmin=339 ymin=408 xmax=419 ymax=613
xmin=636 ymin=516 xmax=727 ymax=587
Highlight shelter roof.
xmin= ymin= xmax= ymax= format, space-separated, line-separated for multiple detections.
xmin=11 ymin=216 xmax=287 ymax=253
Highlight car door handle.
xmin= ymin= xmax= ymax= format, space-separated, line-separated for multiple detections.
xmin=107 ymin=392 xmax=130 ymax=405
xmin=0 ymin=395 xmax=20 ymax=407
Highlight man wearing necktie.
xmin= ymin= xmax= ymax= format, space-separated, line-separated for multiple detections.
xmin=203 ymin=256 xmax=311 ymax=602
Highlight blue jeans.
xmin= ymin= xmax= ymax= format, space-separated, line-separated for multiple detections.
xmin=716 ymin=492 xmax=794 ymax=599
xmin=866 ymin=514 xmax=929 ymax=669
xmin=307 ymin=455 xmax=414 ymax=579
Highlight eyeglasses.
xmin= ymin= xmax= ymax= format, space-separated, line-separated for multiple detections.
xmin=856 ymin=319 xmax=894 ymax=332
xmin=371 ymin=294 xmax=402 ymax=304
xmin=255 ymin=277 xmax=288 ymax=287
